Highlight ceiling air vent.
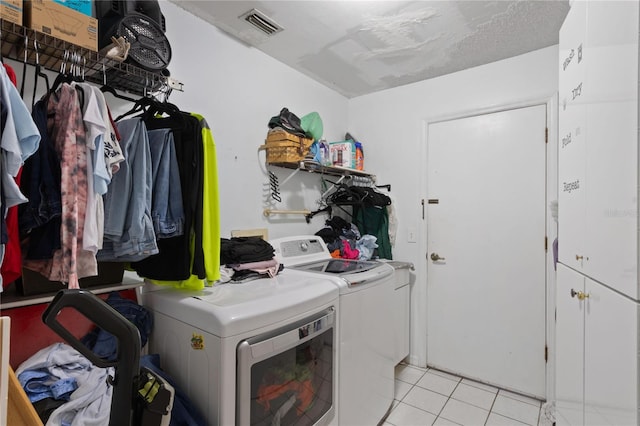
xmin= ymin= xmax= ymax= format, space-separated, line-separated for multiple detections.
xmin=239 ymin=9 xmax=283 ymax=36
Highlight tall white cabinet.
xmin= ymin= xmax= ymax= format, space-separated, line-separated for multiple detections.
xmin=556 ymin=2 xmax=639 ymax=425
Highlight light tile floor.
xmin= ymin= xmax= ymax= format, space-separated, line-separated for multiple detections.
xmin=385 ymin=364 xmax=546 ymax=426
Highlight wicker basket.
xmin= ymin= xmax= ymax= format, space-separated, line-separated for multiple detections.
xmin=260 ymin=130 xmax=313 ymax=165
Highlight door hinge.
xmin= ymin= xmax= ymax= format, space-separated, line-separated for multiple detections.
xmin=545 ymin=128 xmax=548 ymax=144
xmin=545 ymin=345 xmax=548 ymax=363
xmin=545 ymin=236 xmax=548 ymax=252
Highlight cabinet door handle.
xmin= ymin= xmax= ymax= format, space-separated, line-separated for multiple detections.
xmin=576 ymin=255 xmax=583 ymax=261
xmin=570 ymin=289 xmax=589 ymax=300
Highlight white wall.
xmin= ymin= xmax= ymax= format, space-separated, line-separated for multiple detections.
xmin=113 ymin=1 xmax=350 ymax=240
xmin=348 ymin=46 xmax=559 ymax=369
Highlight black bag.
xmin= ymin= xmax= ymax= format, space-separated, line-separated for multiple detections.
xmin=268 ymin=107 xmax=307 ymax=138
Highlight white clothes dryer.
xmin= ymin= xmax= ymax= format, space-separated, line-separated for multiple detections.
xmin=270 ymin=235 xmax=396 ymax=426
xmin=141 ymin=269 xmax=339 ymax=426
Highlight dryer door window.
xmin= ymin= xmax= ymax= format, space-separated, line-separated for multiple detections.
xmin=236 ymin=308 xmax=336 ymax=426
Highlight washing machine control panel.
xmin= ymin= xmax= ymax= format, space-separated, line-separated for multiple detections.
xmin=271 ymin=236 xmax=334 ymax=265
xmin=281 ymin=238 xmax=324 ymax=257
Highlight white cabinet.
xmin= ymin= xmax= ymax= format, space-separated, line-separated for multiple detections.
xmin=556 ymin=264 xmax=638 ymax=426
xmin=392 ymin=264 xmax=411 ymax=365
xmin=381 ymin=260 xmax=412 ymax=365
xmin=557 ymin=2 xmax=640 ymax=425
xmin=558 ymin=0 xmax=587 ymax=276
xmin=558 ymin=0 xmax=638 ymax=299
xmin=556 ymin=265 xmax=584 ymax=426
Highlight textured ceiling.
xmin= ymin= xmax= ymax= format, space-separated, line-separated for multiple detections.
xmin=173 ymin=1 xmax=570 ymax=98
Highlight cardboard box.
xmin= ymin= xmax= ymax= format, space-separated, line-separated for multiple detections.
xmin=24 ymin=0 xmax=98 ymax=51
xmin=0 ymin=0 xmax=23 ymax=25
xmin=54 ymin=0 xmax=92 ymax=17
xmin=330 ymin=140 xmax=356 ymax=168
xmin=17 ymin=262 xmax=126 ymax=296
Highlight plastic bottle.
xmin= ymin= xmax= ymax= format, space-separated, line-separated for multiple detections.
xmin=355 ymin=142 xmax=364 ymax=171
xmin=319 ymin=139 xmax=331 ymax=166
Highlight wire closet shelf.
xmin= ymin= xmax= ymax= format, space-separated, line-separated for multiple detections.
xmin=1 ymin=19 xmax=174 ymax=96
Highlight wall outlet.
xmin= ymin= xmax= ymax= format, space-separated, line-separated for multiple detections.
xmin=407 ymin=228 xmax=417 ymax=243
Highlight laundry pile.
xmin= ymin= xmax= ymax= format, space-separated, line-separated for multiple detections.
xmin=16 ymin=343 xmax=115 ymax=425
xmin=219 ymin=237 xmax=281 ymax=283
xmin=315 ymin=216 xmax=379 ymax=261
xmin=16 ymin=291 xmax=206 ymax=425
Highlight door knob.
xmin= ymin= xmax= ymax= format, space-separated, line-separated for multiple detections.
xmin=570 ymin=289 xmax=589 ymax=300
xmin=430 ymin=253 xmax=445 ymax=261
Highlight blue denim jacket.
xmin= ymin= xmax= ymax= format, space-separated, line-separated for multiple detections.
xmin=147 ymin=128 xmax=184 ymax=238
xmin=98 ymin=118 xmax=158 ymax=261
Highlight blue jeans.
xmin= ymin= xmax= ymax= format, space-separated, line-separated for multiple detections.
xmin=147 ymin=129 xmax=184 ymax=239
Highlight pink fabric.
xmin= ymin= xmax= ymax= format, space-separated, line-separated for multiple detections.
xmin=341 ymin=240 xmax=360 ymax=260
xmin=229 ymin=259 xmax=278 ymax=271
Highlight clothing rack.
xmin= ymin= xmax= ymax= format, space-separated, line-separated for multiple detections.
xmin=0 ymin=20 xmax=182 ymax=96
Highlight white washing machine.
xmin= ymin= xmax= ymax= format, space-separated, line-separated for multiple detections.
xmin=270 ymin=235 xmax=396 ymax=426
xmin=141 ymin=270 xmax=339 ymax=426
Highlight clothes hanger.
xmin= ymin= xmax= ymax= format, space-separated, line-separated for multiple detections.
xmin=114 ymin=94 xmax=154 ymax=121
xmin=31 ymin=40 xmax=50 ymax=108
xmin=100 ymin=63 xmax=137 ymax=103
xmin=19 ymin=35 xmax=28 ymax=98
xmin=49 ymin=50 xmax=74 ymax=93
xmin=114 ymin=75 xmax=156 ymax=121
xmin=50 ymin=50 xmax=85 ymax=93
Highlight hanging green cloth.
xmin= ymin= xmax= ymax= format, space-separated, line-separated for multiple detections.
xmin=354 ymin=205 xmax=392 ymax=260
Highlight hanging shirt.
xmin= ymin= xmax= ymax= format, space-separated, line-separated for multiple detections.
xmin=19 ymin=99 xmax=62 ymax=261
xmin=91 ymin=87 xmax=117 ymax=195
xmin=102 ymin=106 xmax=125 ymax=178
xmin=131 ymin=114 xmax=202 ymax=283
xmin=0 ymin=65 xmax=41 ymax=290
xmin=23 ymin=84 xmax=97 ymax=288
xmin=194 ymin=114 xmax=221 ymax=283
xmin=140 ymin=113 xmax=221 ymax=289
xmin=1 ymin=65 xmax=21 ymax=287
xmin=74 ymin=83 xmax=107 ymax=254
xmin=0 ymin=65 xmax=40 ymax=208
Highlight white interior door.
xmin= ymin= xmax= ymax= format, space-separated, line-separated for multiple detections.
xmin=426 ymin=105 xmax=547 ymax=398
